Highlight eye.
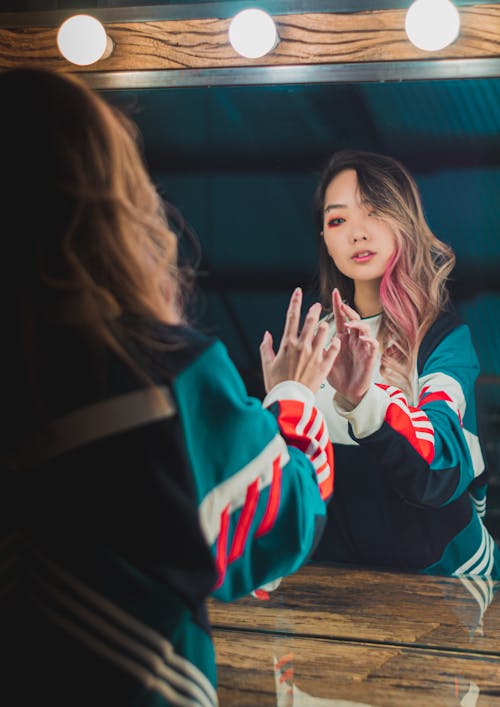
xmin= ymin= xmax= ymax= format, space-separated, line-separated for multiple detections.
xmin=326 ymin=217 xmax=345 ymax=228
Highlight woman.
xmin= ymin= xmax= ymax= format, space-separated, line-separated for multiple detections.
xmin=310 ymin=149 xmax=500 ymax=578
xmin=0 ymin=68 xmax=339 ymax=706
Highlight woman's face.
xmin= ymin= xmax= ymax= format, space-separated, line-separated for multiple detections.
xmin=322 ymin=169 xmax=397 ymax=286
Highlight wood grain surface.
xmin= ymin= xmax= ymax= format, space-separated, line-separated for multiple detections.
xmin=213 ymin=628 xmax=500 ymax=706
xmin=0 ymin=5 xmax=498 ymax=74
xmin=208 ymin=563 xmax=500 ymax=655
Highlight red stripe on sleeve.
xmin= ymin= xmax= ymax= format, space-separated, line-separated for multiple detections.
xmin=384 ymin=402 xmax=434 ymax=463
xmin=280 ymin=668 xmax=294 ymax=684
xmin=376 ymin=383 xmax=435 ymax=463
xmin=310 ymin=447 xmax=322 ymax=462
xmin=213 ymin=504 xmax=230 ymax=590
xmin=302 ymin=407 xmax=316 ymax=437
xmin=255 ymin=455 xmax=282 ymax=538
xmin=321 ymin=443 xmax=334 ymax=499
xmin=276 ymin=400 xmax=311 ymax=453
xmin=419 ymin=390 xmax=454 ymax=406
xmin=316 ymin=460 xmax=332 ymax=496
xmin=311 ymin=419 xmax=334 ymax=500
xmin=228 ymin=477 xmax=260 ymax=562
xmin=275 ymin=653 xmax=294 ymax=671
xmin=280 ymin=400 xmax=316 ymax=453
xmin=253 ymin=588 xmax=270 ymax=600
xmin=419 ymin=388 xmax=462 ymax=426
xmin=274 ymin=399 xmax=334 ymax=500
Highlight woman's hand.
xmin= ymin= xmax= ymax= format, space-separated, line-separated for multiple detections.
xmin=326 ymin=289 xmax=379 ymax=407
xmin=260 ymin=287 xmax=340 ymax=394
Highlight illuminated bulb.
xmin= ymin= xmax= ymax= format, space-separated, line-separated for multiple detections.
xmin=229 ymin=9 xmax=278 ymax=59
xmin=405 ymin=0 xmax=460 ymax=51
xmin=57 ymin=14 xmax=113 ymax=66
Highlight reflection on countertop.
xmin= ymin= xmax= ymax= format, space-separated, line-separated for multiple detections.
xmin=208 ymin=563 xmax=500 ymax=706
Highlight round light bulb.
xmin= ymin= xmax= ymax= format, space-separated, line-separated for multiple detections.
xmin=57 ymin=14 xmax=112 ymax=66
xmin=405 ymin=0 xmax=460 ymax=52
xmin=229 ymin=9 xmax=278 ymax=59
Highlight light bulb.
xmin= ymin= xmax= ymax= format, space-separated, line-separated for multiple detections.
xmin=57 ymin=14 xmax=113 ymax=66
xmin=405 ymin=0 xmax=460 ymax=51
xmin=229 ymin=9 xmax=278 ymax=59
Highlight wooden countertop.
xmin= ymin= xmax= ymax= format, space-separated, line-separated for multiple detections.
xmin=208 ymin=562 xmax=500 ymax=706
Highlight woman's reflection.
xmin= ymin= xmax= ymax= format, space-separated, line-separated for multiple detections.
xmin=442 ymin=574 xmax=500 ymax=638
xmin=307 ymin=150 xmax=500 ymax=579
xmin=273 ymin=650 xmax=482 ymax=707
xmin=274 ymin=653 xmax=374 ymax=707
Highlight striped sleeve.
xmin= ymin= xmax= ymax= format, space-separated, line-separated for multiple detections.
xmin=173 ymin=341 xmax=333 ymax=601
xmin=335 ymin=324 xmax=484 ymax=508
xmin=262 ymin=381 xmax=334 ymax=502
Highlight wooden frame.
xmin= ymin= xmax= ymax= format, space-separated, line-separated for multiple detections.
xmin=0 ymin=2 xmax=499 ymax=87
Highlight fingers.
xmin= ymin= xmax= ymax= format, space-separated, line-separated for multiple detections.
xmin=322 ymin=333 xmax=341 ymax=368
xmin=344 ymin=320 xmax=371 ymax=337
xmin=312 ymin=319 xmax=329 ymax=351
xmin=281 ymin=287 xmax=302 ymax=343
xmin=332 ymin=289 xmax=346 ymax=334
xmin=332 ymin=289 xmax=360 ymax=332
xmin=361 ymin=335 xmax=379 ymax=360
xmin=259 ymin=330 xmax=275 ymax=393
xmin=345 ymin=320 xmax=376 ymax=342
xmin=340 ymin=301 xmax=360 ymax=322
xmin=345 ymin=321 xmax=378 ymax=356
xmin=310 ymin=322 xmax=340 ymax=380
xmin=332 ymin=289 xmax=362 ymax=336
xmin=259 ymin=330 xmax=275 ymax=367
xmin=300 ymin=302 xmax=322 ymax=348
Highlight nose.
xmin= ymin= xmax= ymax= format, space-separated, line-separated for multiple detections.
xmin=350 ymin=214 xmax=370 ymax=243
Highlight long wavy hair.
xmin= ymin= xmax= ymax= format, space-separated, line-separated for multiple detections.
xmin=315 ymin=149 xmax=455 ymax=398
xmin=1 ymin=68 xmax=191 ymax=445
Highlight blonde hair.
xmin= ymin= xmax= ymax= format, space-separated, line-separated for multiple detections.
xmin=1 ymin=68 xmax=189 ymax=442
xmin=315 ymin=149 xmax=455 ymax=397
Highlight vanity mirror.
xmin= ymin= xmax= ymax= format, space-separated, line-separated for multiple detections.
xmin=2 ymin=0 xmax=499 ymax=537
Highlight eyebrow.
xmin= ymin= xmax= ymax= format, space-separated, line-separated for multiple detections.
xmin=324 ymin=203 xmax=347 ymax=212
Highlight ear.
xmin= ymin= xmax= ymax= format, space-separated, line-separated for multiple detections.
xmin=320 ymin=231 xmax=324 ymax=237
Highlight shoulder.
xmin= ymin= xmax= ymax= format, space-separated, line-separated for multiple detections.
xmin=417 ymin=305 xmax=466 ymax=374
xmin=125 ymin=320 xmax=221 ymax=382
xmin=155 ymin=323 xmax=216 ymax=357
xmin=417 ymin=307 xmax=480 ymax=387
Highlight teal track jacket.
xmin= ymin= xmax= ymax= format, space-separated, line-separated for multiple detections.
xmin=2 ymin=324 xmax=333 ymax=706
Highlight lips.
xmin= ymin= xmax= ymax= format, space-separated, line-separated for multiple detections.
xmin=352 ymin=251 xmax=375 ymax=262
